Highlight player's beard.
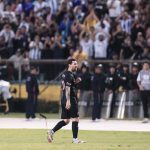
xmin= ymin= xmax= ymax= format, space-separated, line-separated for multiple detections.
xmin=72 ymin=67 xmax=78 ymax=72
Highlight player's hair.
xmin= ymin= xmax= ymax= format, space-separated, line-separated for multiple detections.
xmin=67 ymin=58 xmax=76 ymax=68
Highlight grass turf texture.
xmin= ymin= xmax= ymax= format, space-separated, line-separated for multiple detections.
xmin=0 ymin=113 xmax=59 ymax=119
xmin=0 ymin=130 xmax=150 ymax=150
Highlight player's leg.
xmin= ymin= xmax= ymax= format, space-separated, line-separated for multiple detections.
xmin=71 ymin=104 xmax=85 ymax=143
xmin=52 ymin=119 xmax=70 ymax=133
xmin=47 ymin=104 xmax=70 ymax=143
xmin=47 ymin=119 xmax=70 ymax=143
xmin=72 ymin=117 xmax=79 ymax=140
xmin=71 ymin=118 xmax=85 ymax=143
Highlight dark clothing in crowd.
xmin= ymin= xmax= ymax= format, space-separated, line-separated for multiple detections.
xmin=118 ymin=71 xmax=130 ymax=90
xmin=26 ymin=74 xmax=39 ymax=119
xmin=79 ymin=71 xmax=91 ymax=91
xmin=105 ymin=73 xmax=119 ymax=91
xmin=91 ymin=72 xmax=106 ymax=120
xmin=105 ymin=72 xmax=119 ymax=118
xmin=129 ymin=73 xmax=139 ymax=90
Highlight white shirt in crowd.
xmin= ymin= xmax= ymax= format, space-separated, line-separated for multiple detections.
xmin=80 ymin=39 xmax=93 ymax=57
xmin=94 ymin=33 xmax=108 ymax=59
xmin=33 ymin=1 xmax=47 ymax=16
xmin=137 ymin=69 xmax=150 ymax=90
xmin=107 ymin=0 xmax=122 ymax=18
xmin=0 ymin=1 xmax=4 ymax=14
xmin=19 ymin=21 xmax=30 ymax=32
xmin=46 ymin=0 xmax=58 ymax=14
xmin=29 ymin=41 xmax=43 ymax=60
xmin=95 ymin=20 xmax=111 ymax=34
xmin=120 ymin=18 xmax=132 ymax=34
xmin=9 ymin=54 xmax=23 ymax=70
xmin=0 ymin=29 xmax=15 ymax=43
xmin=2 ymin=11 xmax=17 ymax=23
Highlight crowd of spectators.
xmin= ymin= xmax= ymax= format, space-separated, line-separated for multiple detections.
xmin=0 ymin=0 xmax=150 ymax=80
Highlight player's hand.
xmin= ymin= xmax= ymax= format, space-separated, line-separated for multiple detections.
xmin=75 ymin=77 xmax=82 ymax=84
xmin=66 ymin=100 xmax=71 ymax=110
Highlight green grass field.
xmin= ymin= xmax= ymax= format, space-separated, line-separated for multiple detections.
xmin=0 ymin=113 xmax=59 ymax=119
xmin=0 ymin=129 xmax=150 ymax=150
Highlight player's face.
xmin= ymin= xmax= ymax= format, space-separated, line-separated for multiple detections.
xmin=71 ymin=61 xmax=78 ymax=72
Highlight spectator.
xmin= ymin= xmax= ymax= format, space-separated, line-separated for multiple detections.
xmin=73 ymin=5 xmax=85 ymax=22
xmin=59 ymin=14 xmax=72 ymax=46
xmin=33 ymin=0 xmax=47 ymax=17
xmin=9 ymin=49 xmax=23 ymax=80
xmin=71 ymin=20 xmax=83 ymax=48
xmin=120 ymin=35 xmax=135 ymax=59
xmin=94 ymin=0 xmax=108 ymax=20
xmin=93 ymin=31 xmax=109 ymax=59
xmin=72 ymin=45 xmax=88 ymax=67
xmin=137 ymin=61 xmax=150 ymax=123
xmin=46 ymin=0 xmax=58 ymax=15
xmin=78 ymin=63 xmax=92 ymax=117
xmin=29 ymin=35 xmax=43 ymax=60
xmin=107 ymin=0 xmax=122 ymax=20
xmin=133 ymin=32 xmax=145 ymax=58
xmin=13 ymin=26 xmax=29 ymax=53
xmin=138 ymin=45 xmax=150 ymax=60
xmin=0 ymin=24 xmax=15 ymax=57
xmin=95 ymin=16 xmax=111 ymax=34
xmin=0 ymin=35 xmax=6 ymax=58
xmin=51 ymin=33 xmax=64 ymax=59
xmin=84 ymin=9 xmax=99 ymax=31
xmin=2 ymin=4 xmax=17 ymax=23
xmin=110 ymin=24 xmax=125 ymax=56
xmin=26 ymin=66 xmax=39 ymax=119
xmin=105 ymin=64 xmax=119 ymax=118
xmin=117 ymin=64 xmax=130 ymax=92
xmin=22 ymin=0 xmax=34 ymax=16
xmin=22 ymin=51 xmax=30 ymax=79
xmin=117 ymin=11 xmax=132 ymax=34
xmin=79 ymin=31 xmax=93 ymax=58
xmin=0 ymin=0 xmax=4 ymax=15
xmin=91 ymin=64 xmax=106 ymax=121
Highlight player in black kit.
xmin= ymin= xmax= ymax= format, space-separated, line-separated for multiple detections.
xmin=47 ymin=59 xmax=85 ymax=144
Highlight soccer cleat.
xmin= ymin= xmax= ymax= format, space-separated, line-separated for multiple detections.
xmin=142 ymin=118 xmax=149 ymax=123
xmin=47 ymin=130 xmax=54 ymax=143
xmin=72 ymin=138 xmax=86 ymax=144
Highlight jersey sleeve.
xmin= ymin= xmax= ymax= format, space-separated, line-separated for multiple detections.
xmin=61 ymin=73 xmax=72 ymax=87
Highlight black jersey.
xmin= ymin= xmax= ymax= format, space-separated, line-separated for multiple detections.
xmin=61 ymin=70 xmax=77 ymax=105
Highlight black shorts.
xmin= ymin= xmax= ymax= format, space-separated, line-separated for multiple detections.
xmin=61 ymin=102 xmax=79 ymax=119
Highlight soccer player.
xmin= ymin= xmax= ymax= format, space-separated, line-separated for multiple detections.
xmin=47 ymin=58 xmax=85 ymax=144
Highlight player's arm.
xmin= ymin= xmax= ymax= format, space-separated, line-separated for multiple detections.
xmin=75 ymin=77 xmax=82 ymax=84
xmin=65 ymin=85 xmax=71 ymax=110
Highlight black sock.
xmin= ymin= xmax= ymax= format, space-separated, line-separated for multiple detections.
xmin=52 ymin=120 xmax=67 ymax=133
xmin=72 ymin=122 xmax=78 ymax=139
